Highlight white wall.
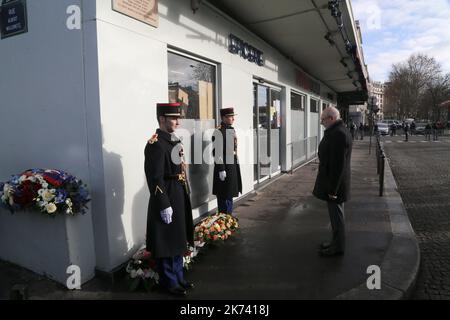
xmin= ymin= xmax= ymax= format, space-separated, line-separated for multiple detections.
xmin=0 ymin=0 xmax=96 ymax=284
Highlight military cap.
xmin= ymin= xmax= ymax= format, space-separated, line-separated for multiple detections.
xmin=220 ymin=107 xmax=236 ymax=117
xmin=157 ymin=102 xmax=183 ymax=117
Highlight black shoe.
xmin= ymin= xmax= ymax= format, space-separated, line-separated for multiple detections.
xmin=319 ymin=247 xmax=344 ymax=257
xmin=179 ymin=281 xmax=195 ymax=290
xmin=319 ymin=242 xmax=332 ymax=250
xmin=167 ymin=286 xmax=187 ymax=296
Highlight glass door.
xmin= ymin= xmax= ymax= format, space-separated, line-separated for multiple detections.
xmin=270 ymin=89 xmax=281 ymax=175
xmin=253 ymin=83 xmax=281 ymax=184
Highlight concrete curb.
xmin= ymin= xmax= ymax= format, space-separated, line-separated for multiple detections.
xmin=335 ymin=152 xmax=420 ymax=300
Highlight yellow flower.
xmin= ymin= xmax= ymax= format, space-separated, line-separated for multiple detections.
xmin=46 ymin=203 xmax=57 ymax=214
xmin=42 ymin=190 xmax=55 ymax=202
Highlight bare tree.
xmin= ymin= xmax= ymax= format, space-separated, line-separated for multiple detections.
xmin=421 ymin=73 xmax=450 ymax=121
xmin=384 ymin=53 xmax=446 ymax=121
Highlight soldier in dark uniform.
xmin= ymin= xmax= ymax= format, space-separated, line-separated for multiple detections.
xmin=212 ymin=107 xmax=242 ymax=215
xmin=144 ymin=102 xmax=194 ymax=296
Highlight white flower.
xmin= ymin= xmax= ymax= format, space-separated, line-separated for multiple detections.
xmin=42 ymin=182 xmax=48 ymax=189
xmin=66 ymin=198 xmax=73 ymax=207
xmin=38 ymin=201 xmax=47 ymax=208
xmin=130 ymin=270 xmax=137 ymax=279
xmin=42 ymin=190 xmax=55 ymax=202
xmin=45 ymin=203 xmax=57 ymax=214
xmin=19 ymin=175 xmax=27 ymax=182
xmin=136 ymin=269 xmax=145 ymax=277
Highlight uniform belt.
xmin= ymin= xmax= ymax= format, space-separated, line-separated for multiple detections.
xmin=164 ymin=174 xmax=186 ymax=183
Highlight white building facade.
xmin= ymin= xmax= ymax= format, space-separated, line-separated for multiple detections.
xmin=0 ymin=0 xmax=368 ymax=285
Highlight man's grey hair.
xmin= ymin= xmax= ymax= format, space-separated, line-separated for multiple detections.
xmin=322 ymin=106 xmax=341 ymax=120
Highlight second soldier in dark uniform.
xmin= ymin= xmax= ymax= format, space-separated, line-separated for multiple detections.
xmin=144 ymin=102 xmax=194 ymax=296
xmin=212 ymin=107 xmax=242 ymax=215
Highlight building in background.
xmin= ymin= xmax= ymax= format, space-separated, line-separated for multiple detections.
xmin=370 ymin=81 xmax=386 ymax=120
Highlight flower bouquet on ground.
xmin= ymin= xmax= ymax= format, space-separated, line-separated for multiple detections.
xmin=126 ymin=245 xmax=200 ymax=292
xmin=0 ymin=169 xmax=90 ymax=216
xmin=126 ymin=248 xmax=159 ymax=292
xmin=194 ymin=212 xmax=239 ymax=247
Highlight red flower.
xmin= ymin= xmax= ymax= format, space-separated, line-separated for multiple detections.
xmin=15 ymin=181 xmax=41 ymax=206
xmin=43 ymin=173 xmax=63 ymax=187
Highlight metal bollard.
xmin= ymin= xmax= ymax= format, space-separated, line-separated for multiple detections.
xmin=379 ymin=153 xmax=385 ymax=197
xmin=376 ymin=144 xmax=380 ymax=175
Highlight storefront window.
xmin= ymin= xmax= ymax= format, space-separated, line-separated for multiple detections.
xmin=168 ymin=52 xmax=216 ymax=120
xmin=291 ymin=92 xmax=305 ymax=111
xmin=310 ymin=98 xmax=318 ymax=113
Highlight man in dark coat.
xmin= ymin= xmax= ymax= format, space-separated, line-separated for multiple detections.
xmin=313 ymin=107 xmax=352 ymax=256
xmin=144 ymin=102 xmax=194 ymax=296
xmin=403 ymin=122 xmax=409 ymax=141
xmin=212 ymin=107 xmax=242 ymax=215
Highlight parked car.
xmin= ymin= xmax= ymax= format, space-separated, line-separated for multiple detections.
xmin=414 ymin=122 xmax=427 ymax=135
xmin=376 ymin=122 xmax=389 ymax=135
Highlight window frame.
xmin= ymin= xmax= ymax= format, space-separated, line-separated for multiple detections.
xmin=167 ymin=48 xmax=220 ymax=121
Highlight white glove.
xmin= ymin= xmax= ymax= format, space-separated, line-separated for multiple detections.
xmin=219 ymin=171 xmax=227 ymax=181
xmin=160 ymin=207 xmax=173 ymax=224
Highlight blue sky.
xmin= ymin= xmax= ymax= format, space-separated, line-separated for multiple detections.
xmin=351 ymin=0 xmax=450 ymax=82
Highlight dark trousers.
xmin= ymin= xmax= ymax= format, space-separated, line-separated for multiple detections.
xmin=156 ymin=256 xmax=184 ymax=289
xmin=433 ymin=129 xmax=438 ymax=141
xmin=327 ymin=201 xmax=345 ymax=251
xmin=217 ymin=196 xmax=233 ymax=214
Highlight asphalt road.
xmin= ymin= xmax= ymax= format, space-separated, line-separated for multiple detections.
xmin=382 ymin=134 xmax=450 ymax=300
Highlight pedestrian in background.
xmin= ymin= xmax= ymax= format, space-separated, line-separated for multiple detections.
xmin=359 ymin=123 xmax=364 ymax=140
xmin=425 ymin=122 xmax=432 ymax=141
xmin=390 ymin=123 xmax=396 ymax=137
xmin=313 ymin=107 xmax=352 ymax=257
xmin=403 ymin=122 xmax=409 ymax=142
xmin=410 ymin=121 xmax=416 ymax=135
xmin=433 ymin=122 xmax=439 ymax=141
xmin=349 ymin=118 xmax=356 ymax=141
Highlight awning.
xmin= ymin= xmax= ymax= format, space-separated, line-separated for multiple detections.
xmin=208 ymin=0 xmax=369 ymax=102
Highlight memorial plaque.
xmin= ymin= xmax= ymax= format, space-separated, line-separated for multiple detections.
xmin=0 ymin=0 xmax=28 ymax=39
xmin=112 ymin=0 xmax=158 ymax=28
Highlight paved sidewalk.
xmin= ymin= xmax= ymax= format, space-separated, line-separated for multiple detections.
xmin=0 ymin=140 xmax=419 ymax=300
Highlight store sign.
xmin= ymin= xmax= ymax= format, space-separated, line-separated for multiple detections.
xmin=228 ymin=34 xmax=264 ymax=66
xmin=295 ymin=69 xmax=320 ymax=95
xmin=112 ymin=0 xmax=158 ymax=28
xmin=0 ymin=0 xmax=28 ymax=39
